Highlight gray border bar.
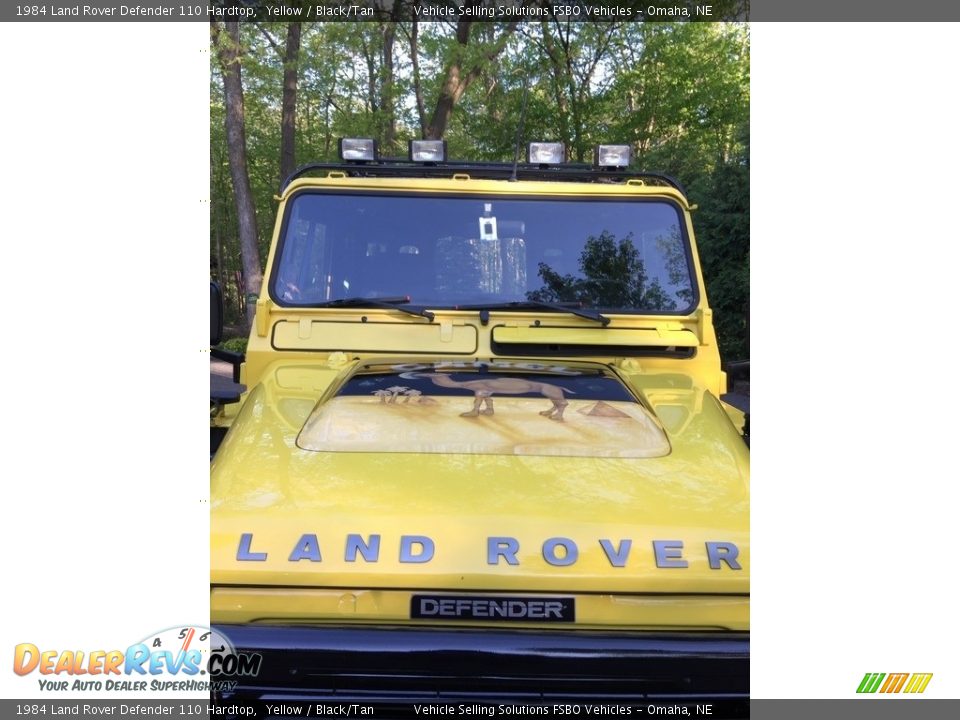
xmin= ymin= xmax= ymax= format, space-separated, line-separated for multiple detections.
xmin=0 ymin=1 xmax=745 ymax=23
xmin=3 ymin=699 xmax=960 ymax=718
xmin=4 ymin=0 xmax=954 ymax=23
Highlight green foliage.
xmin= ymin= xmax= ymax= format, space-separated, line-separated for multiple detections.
xmin=690 ymin=148 xmax=750 ymax=360
xmin=219 ymin=337 xmax=249 ymax=355
xmin=211 ymin=19 xmax=750 ymax=359
xmin=530 ymin=231 xmax=677 ymax=311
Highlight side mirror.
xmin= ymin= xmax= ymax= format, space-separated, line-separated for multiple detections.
xmin=210 ymin=282 xmax=224 ymax=347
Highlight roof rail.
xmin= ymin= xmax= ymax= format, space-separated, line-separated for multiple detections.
xmin=279 ymin=160 xmax=687 ymax=197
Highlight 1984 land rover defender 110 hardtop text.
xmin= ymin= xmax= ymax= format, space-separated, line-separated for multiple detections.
xmin=210 ymin=139 xmax=749 ymax=708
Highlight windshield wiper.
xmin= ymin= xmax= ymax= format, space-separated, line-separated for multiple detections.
xmin=456 ymin=300 xmax=610 ymax=326
xmin=307 ymin=296 xmax=435 ymax=321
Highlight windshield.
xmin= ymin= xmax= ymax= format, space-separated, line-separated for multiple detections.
xmin=272 ymin=192 xmax=696 ymax=313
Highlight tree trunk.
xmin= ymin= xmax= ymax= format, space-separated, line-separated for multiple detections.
xmin=380 ymin=21 xmax=397 ymax=152
xmin=408 ymin=20 xmax=427 ymax=137
xmin=279 ymin=22 xmax=301 ymax=186
xmin=210 ymin=151 xmax=227 ymax=297
xmin=363 ymin=37 xmax=377 ymax=115
xmin=425 ymin=16 xmax=472 ymax=140
xmin=213 ymin=20 xmax=262 ymax=331
xmin=425 ymin=10 xmax=518 ymax=140
xmin=540 ymin=21 xmax=571 ymax=150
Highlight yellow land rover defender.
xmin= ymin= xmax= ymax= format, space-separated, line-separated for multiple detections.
xmin=210 ymin=139 xmax=749 ymax=709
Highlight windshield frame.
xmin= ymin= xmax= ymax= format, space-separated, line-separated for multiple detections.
xmin=268 ymin=188 xmax=701 ymax=316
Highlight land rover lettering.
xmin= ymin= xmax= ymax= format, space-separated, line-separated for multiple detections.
xmin=233 ymin=533 xmax=742 ymax=569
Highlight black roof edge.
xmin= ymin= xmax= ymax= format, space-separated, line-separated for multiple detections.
xmin=279 ymin=160 xmax=688 ymax=198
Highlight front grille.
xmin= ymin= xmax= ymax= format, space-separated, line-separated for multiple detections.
xmin=212 ymin=625 xmax=748 ymax=711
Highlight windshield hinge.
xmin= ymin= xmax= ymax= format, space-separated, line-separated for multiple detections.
xmin=255 ymin=297 xmax=273 ymax=337
xmin=656 ymin=321 xmax=684 ymax=338
xmin=696 ymin=308 xmax=712 ymax=345
xmin=440 ymin=320 xmax=454 ymax=342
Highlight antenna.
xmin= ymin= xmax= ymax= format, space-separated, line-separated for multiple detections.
xmin=510 ymin=75 xmax=531 ymax=182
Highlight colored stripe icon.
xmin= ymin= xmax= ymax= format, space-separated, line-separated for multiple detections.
xmin=857 ymin=672 xmax=933 ymax=694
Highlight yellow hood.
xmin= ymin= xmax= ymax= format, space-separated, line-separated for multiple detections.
xmin=211 ymin=361 xmax=749 ymax=597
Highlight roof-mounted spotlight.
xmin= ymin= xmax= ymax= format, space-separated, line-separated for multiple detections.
xmin=527 ymin=142 xmax=565 ymax=166
xmin=338 ymin=138 xmax=377 ymax=162
xmin=409 ymin=139 xmax=446 ymax=163
xmin=594 ymin=144 xmax=632 ymax=169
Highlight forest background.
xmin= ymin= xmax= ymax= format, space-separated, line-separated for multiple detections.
xmin=210 ymin=13 xmax=749 ymax=360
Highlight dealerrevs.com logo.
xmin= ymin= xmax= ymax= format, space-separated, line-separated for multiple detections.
xmin=857 ymin=672 xmax=933 ymax=694
xmin=12 ymin=626 xmax=261 ymax=693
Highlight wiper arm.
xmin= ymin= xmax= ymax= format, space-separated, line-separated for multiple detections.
xmin=307 ymin=295 xmax=435 ymax=321
xmin=456 ymin=300 xmax=610 ymax=326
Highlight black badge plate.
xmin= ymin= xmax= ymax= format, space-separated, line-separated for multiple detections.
xmin=411 ymin=595 xmax=575 ymax=622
